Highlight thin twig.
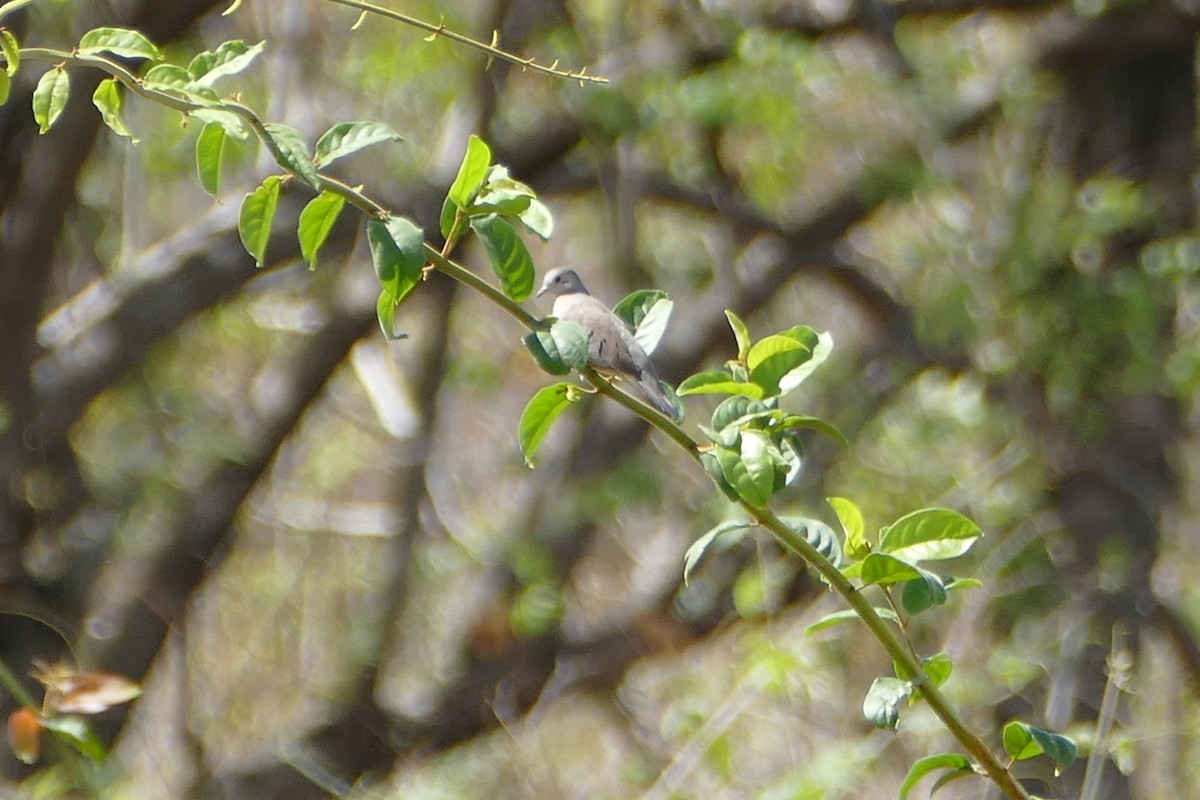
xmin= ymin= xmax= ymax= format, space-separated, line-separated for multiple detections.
xmin=322 ymin=0 xmax=608 ymax=84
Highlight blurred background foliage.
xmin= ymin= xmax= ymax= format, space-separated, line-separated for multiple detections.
xmin=1 ymin=0 xmax=1198 ymax=798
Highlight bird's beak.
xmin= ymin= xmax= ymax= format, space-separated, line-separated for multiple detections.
xmin=535 ymin=283 xmax=549 ymax=298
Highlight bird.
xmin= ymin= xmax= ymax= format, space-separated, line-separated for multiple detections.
xmin=536 ymin=268 xmax=679 ymax=420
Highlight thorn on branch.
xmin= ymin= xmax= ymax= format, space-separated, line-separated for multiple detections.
xmin=424 ymin=19 xmax=445 ymax=42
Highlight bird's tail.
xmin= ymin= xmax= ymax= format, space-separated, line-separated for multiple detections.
xmin=638 ymin=372 xmax=681 ymax=421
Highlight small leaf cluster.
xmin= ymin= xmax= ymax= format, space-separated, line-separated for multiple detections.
xmin=441 ymin=134 xmax=553 ymax=300
xmin=680 ymin=311 xmax=841 ymax=507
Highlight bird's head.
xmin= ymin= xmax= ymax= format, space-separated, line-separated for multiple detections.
xmin=536 ymin=268 xmax=589 ymax=299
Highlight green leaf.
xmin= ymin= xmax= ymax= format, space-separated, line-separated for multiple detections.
xmin=448 ymin=134 xmax=491 ymax=209
xmin=780 ymin=414 xmax=849 ymax=448
xmin=683 ymin=519 xmax=751 ymax=584
xmin=549 ymin=319 xmax=589 ymax=371
xmin=747 ymin=334 xmax=811 ymax=397
xmin=439 ymin=195 xmax=461 ymax=241
xmin=898 ymin=753 xmax=974 ymax=800
xmin=470 ymin=165 xmax=535 ymax=216
xmin=613 ymin=289 xmax=668 ymax=330
xmin=190 ymin=108 xmax=250 ymax=140
xmin=518 ymin=197 xmax=554 ymax=241
xmin=297 ymin=190 xmax=345 ymax=269
xmin=828 ymin=496 xmax=869 ymax=560
xmin=714 ymin=432 xmax=775 ymax=508
xmin=470 ymin=215 xmax=535 ymax=301
xmin=91 ymin=78 xmax=136 ymax=141
xmin=2 ymin=29 xmax=19 ymax=77
xmin=901 ymin=571 xmax=948 ymax=614
xmin=779 ymin=330 xmax=833 ymax=394
xmin=263 ymin=122 xmax=320 ymax=188
xmin=32 ymin=68 xmax=69 ymax=134
xmin=725 ymin=310 xmax=752 ymax=362
xmin=237 ymin=176 xmax=281 ymax=267
xmin=77 ymin=27 xmax=162 ymax=60
xmin=858 ymin=553 xmax=923 ymax=585
xmin=141 ymin=64 xmax=193 ymax=92
xmin=710 ymin=396 xmax=769 ymax=432
xmin=518 ymin=382 xmax=579 ymax=466
xmin=0 ymin=71 xmax=7 ymax=105
xmin=779 ymin=516 xmax=843 ymax=565
xmin=523 ymin=329 xmax=571 ymax=376
xmin=314 ymin=120 xmax=403 ymax=167
xmin=195 ymin=122 xmax=226 ymax=196
xmin=922 ymin=651 xmax=953 ymax=687
xmin=879 ymin=508 xmax=983 ymax=563
xmin=376 ymin=289 xmax=402 ymax=340
xmin=804 ymin=606 xmax=898 ymax=635
xmin=633 ymin=298 xmax=672 ymax=356
xmin=699 ymin=452 xmax=741 ymax=502
xmin=40 ymin=715 xmax=106 ymax=761
xmin=677 ymin=371 xmax=763 ymax=398
xmin=367 ymin=216 xmax=425 ymax=304
xmin=187 ymin=39 xmax=264 ymax=86
xmin=863 ymin=676 xmax=911 ymax=730
xmin=1002 ymin=722 xmax=1077 ymax=768
xmin=946 ymin=576 xmax=983 ymax=592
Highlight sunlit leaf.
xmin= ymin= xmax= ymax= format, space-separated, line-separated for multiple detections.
xmin=263 ymin=122 xmax=319 ymax=188
xmin=190 ymin=108 xmax=250 ymax=140
xmin=633 ymin=298 xmax=673 ymax=356
xmin=195 ymin=122 xmax=226 ymax=196
xmin=91 ymin=78 xmax=136 ymax=142
xmin=187 ymin=39 xmax=264 ymax=86
xmin=858 ymin=553 xmax=924 ymax=585
xmin=39 ymin=715 xmax=104 ymax=760
xmin=1002 ymin=721 xmax=1077 ymax=768
xmin=863 ymin=676 xmax=911 ymax=730
xmin=922 ymin=651 xmax=953 ymax=687
xmin=297 ymin=190 xmax=345 ymax=269
xmin=237 ymin=176 xmax=281 ymax=267
xmin=0 ymin=70 xmax=9 ymax=105
xmin=778 ymin=330 xmax=833 ymax=393
xmin=780 ymin=414 xmax=849 ymax=448
xmin=613 ymin=289 xmax=667 ymax=330
xmin=519 ymin=382 xmax=579 ymax=467
xmin=747 ymin=334 xmax=811 ymax=397
xmin=518 ymin=197 xmax=554 ymax=241
xmin=804 ymin=606 xmax=898 ymax=635
xmin=2 ymin=29 xmax=20 ymax=77
xmin=314 ymin=120 xmax=403 ymax=167
xmin=677 ymin=371 xmax=763 ymax=398
xmin=367 ymin=215 xmax=425 ymax=304
xmin=829 ymin=496 xmax=869 ymax=560
xmin=77 ymin=27 xmax=162 ymax=61
xmin=779 ymin=516 xmax=843 ymax=565
xmin=470 ymin=215 xmax=535 ymax=301
xmin=898 ymin=753 xmax=974 ymax=800
xmin=523 ymin=329 xmax=571 ymax=376
xmin=879 ymin=508 xmax=982 ymax=563
xmin=32 ymin=68 xmax=69 ymax=134
xmin=725 ymin=310 xmax=752 ymax=362
xmin=448 ymin=134 xmax=491 ymax=209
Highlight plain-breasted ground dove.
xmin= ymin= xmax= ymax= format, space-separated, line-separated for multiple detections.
xmin=536 ymin=268 xmax=678 ymax=419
